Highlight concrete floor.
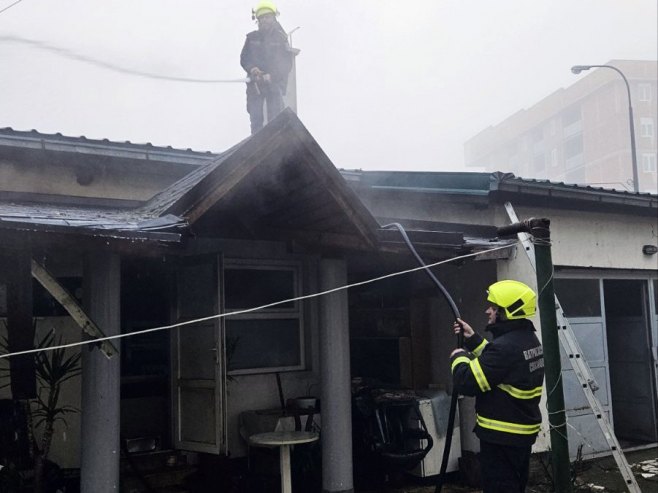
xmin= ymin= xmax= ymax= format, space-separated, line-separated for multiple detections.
xmin=359 ymin=446 xmax=658 ymax=493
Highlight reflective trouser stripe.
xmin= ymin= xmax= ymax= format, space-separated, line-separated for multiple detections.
xmin=472 ymin=339 xmax=488 ymax=356
xmin=476 ymin=414 xmax=541 ymax=435
xmin=451 ymin=356 xmax=471 ymax=372
xmin=497 ymin=384 xmax=543 ymax=399
xmin=470 ymin=358 xmax=491 ymax=392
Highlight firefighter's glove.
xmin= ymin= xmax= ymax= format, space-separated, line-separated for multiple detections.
xmin=250 ymin=67 xmax=264 ymax=79
xmin=453 ymin=318 xmax=474 ymax=339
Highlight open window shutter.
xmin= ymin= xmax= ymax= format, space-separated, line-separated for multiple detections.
xmin=172 ymin=256 xmax=227 ymax=454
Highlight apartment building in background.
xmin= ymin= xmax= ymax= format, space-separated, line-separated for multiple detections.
xmin=465 ymin=60 xmax=657 ymax=193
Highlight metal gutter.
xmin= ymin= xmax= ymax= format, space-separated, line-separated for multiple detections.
xmin=0 ymin=191 xmax=145 ymax=209
xmin=0 ymin=129 xmax=217 ymax=166
xmin=490 ymin=178 xmax=657 ymax=210
xmin=370 ymin=185 xmax=489 ymax=196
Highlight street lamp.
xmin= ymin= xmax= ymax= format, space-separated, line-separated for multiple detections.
xmin=571 ymin=64 xmax=639 ymax=193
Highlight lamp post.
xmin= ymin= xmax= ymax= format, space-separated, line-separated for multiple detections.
xmin=571 ymin=64 xmax=640 ymax=193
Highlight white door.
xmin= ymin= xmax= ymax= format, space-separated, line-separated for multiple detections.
xmin=554 ymin=277 xmax=613 ymax=458
xmin=172 ymin=256 xmax=227 ymax=454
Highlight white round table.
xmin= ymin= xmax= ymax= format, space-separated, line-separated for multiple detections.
xmin=249 ymin=430 xmax=319 ymax=493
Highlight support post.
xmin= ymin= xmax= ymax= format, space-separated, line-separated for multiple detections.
xmin=498 ymin=218 xmax=572 ymax=493
xmin=80 ymin=253 xmax=121 ymax=492
xmin=319 ymin=258 xmax=354 ymax=493
xmin=532 ymin=219 xmax=572 ymax=493
xmin=2 ymin=250 xmax=36 ymax=399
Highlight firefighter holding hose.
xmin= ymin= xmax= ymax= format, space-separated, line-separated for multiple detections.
xmin=240 ymin=1 xmax=293 ymax=135
xmin=450 ymin=280 xmax=545 ymax=493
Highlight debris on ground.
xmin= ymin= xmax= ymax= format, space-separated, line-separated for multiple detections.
xmin=632 ymin=457 xmax=658 ymax=481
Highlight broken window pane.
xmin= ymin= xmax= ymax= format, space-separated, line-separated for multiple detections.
xmin=554 ymin=278 xmax=601 ymax=317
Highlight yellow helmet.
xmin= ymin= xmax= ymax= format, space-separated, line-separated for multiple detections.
xmin=253 ymin=0 xmax=279 ymax=18
xmin=487 ymin=280 xmax=536 ymax=320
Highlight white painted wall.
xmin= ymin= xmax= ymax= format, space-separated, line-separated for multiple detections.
xmin=0 ymin=158 xmax=186 ymax=201
xmin=494 ymin=204 xmax=658 ymax=270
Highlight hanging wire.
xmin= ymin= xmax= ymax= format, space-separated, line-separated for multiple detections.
xmin=0 ymin=244 xmax=515 ymax=360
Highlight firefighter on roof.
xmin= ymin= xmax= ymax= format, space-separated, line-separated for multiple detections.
xmin=450 ymin=280 xmax=545 ymax=493
xmin=240 ymin=1 xmax=293 ymax=135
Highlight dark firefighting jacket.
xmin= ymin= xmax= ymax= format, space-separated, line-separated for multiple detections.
xmin=240 ymin=22 xmax=293 ymax=94
xmin=450 ymin=318 xmax=544 ymax=447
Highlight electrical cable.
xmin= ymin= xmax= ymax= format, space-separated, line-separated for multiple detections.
xmin=0 ymin=244 xmax=514 ymax=360
xmin=0 ymin=0 xmax=23 ymax=16
xmin=380 ymin=223 xmax=462 ymax=493
xmin=0 ymin=35 xmax=250 ymax=84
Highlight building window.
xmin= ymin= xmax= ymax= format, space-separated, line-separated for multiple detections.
xmin=642 ymin=153 xmax=657 ymax=173
xmin=562 ymin=105 xmax=582 ymax=137
xmin=638 ymin=83 xmax=652 ymax=102
xmin=533 ymin=153 xmax=546 ymax=174
xmin=554 ymin=278 xmax=601 ymax=317
xmin=551 ymin=148 xmax=559 ymax=168
xmin=224 ymin=261 xmax=304 ymax=374
xmin=640 ymin=117 xmax=655 ymax=138
xmin=564 ymin=136 xmax=583 ymax=158
xmin=562 ymin=106 xmax=581 ymax=126
xmin=564 ymin=134 xmax=584 ymax=171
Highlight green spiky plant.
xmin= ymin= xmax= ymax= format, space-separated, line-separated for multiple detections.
xmin=0 ymin=321 xmax=81 ymax=493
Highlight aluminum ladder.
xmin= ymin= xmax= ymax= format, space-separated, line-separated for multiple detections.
xmin=504 ymin=201 xmax=641 ymax=493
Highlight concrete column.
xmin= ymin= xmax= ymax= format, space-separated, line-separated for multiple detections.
xmin=80 ymin=253 xmax=121 ymax=492
xmin=319 ymin=258 xmax=353 ymax=493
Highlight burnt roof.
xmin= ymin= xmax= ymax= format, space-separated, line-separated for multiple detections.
xmin=0 ymin=110 xmax=382 ymax=252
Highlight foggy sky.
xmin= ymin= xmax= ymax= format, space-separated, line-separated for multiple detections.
xmin=0 ymin=0 xmax=656 ymax=171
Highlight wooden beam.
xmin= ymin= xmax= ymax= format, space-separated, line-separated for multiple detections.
xmin=377 ymin=229 xmax=464 ymax=246
xmin=258 ymin=227 xmax=371 ymax=252
xmin=472 ymin=244 xmax=516 ymax=261
xmin=30 ymin=259 xmax=117 ymax=359
xmin=0 ymin=228 xmax=180 ymax=257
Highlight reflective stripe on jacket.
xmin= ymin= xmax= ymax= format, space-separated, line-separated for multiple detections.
xmin=450 ymin=318 xmax=545 ymax=446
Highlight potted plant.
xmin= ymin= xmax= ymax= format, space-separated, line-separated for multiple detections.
xmin=0 ymin=323 xmax=81 ymax=493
